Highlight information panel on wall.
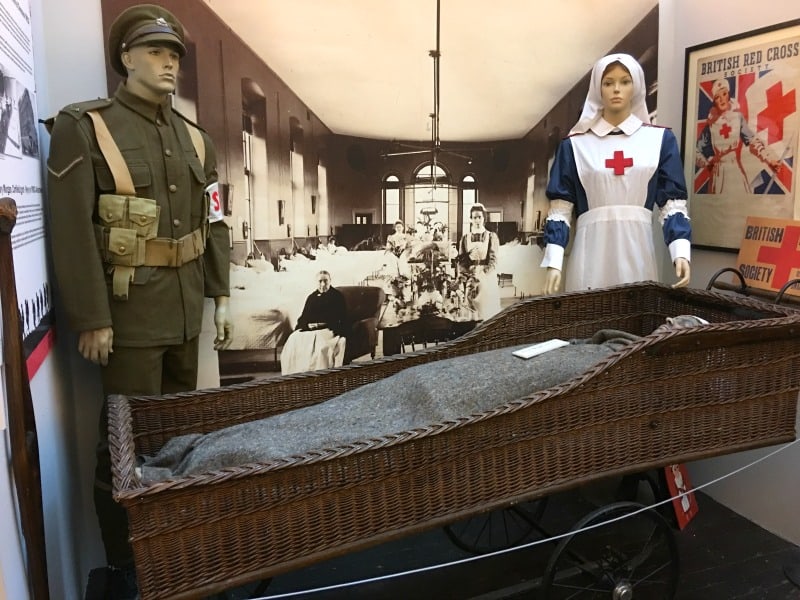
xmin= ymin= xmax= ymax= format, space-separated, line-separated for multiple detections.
xmin=0 ymin=0 xmax=52 ymax=393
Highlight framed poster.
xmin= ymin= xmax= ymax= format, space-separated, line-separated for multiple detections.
xmin=682 ymin=19 xmax=800 ymax=251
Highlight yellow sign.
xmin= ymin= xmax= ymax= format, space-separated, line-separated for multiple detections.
xmin=736 ymin=216 xmax=800 ymax=297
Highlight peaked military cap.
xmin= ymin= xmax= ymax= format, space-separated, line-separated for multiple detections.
xmin=108 ymin=3 xmax=187 ymax=76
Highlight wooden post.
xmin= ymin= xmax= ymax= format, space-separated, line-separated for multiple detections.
xmin=0 ymin=197 xmax=50 ymax=599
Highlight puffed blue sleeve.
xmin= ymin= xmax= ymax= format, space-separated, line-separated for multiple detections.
xmin=546 ymin=138 xmax=578 ymax=204
xmin=543 ymin=139 xmax=579 ymax=249
xmin=653 ymin=129 xmax=692 ymax=257
xmin=651 ymin=129 xmax=688 ymax=209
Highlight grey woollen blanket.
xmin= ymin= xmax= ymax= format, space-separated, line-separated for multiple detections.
xmin=139 ymin=330 xmax=640 ymax=482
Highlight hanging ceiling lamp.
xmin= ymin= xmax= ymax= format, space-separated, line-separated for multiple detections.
xmin=381 ymin=0 xmax=472 ymax=170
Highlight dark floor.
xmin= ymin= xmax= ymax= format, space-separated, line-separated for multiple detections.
xmin=87 ymin=485 xmax=800 ymax=600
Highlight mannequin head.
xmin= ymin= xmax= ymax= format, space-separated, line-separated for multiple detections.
xmin=109 ymin=4 xmax=187 ymax=103
xmin=108 ymin=4 xmax=186 ymax=75
xmin=571 ymin=53 xmax=649 ymax=134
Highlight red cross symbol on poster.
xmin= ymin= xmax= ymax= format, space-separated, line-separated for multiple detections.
xmin=736 ymin=216 xmax=800 ymax=297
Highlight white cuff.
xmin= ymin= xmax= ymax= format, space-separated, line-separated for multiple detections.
xmin=669 ymin=238 xmax=691 ymax=264
xmin=659 ymin=199 xmax=689 ymax=225
xmin=540 ymin=243 xmax=565 ymax=271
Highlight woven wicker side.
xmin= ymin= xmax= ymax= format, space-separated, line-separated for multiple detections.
xmin=124 ymin=390 xmax=797 ymax=599
xmin=106 ymin=282 xmax=800 ymax=599
xmin=119 ymin=283 xmax=798 ymax=456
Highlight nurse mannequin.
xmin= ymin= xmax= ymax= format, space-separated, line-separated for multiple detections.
xmin=541 ymin=53 xmax=691 ymax=294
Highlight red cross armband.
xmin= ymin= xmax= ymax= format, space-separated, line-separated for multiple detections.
xmin=206 ymin=182 xmax=224 ymax=224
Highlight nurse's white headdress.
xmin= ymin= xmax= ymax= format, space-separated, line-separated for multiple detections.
xmin=570 ymin=53 xmax=650 ymax=134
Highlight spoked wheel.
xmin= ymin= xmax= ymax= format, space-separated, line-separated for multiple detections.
xmin=444 ymin=497 xmax=548 ymax=554
xmin=541 ymin=501 xmax=679 ymax=599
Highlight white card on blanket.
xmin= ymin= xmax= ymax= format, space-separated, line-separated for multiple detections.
xmin=512 ymin=338 xmax=570 ymax=359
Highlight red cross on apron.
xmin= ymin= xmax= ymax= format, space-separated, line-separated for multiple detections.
xmin=605 ymin=150 xmax=633 ymax=175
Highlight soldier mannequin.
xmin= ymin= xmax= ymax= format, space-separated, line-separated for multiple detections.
xmin=46 ymin=4 xmax=232 ymax=597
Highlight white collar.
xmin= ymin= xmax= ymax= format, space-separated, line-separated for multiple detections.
xmin=589 ymin=115 xmax=644 ymax=137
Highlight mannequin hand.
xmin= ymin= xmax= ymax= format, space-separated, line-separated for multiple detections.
xmin=78 ymin=327 xmax=114 ymax=366
xmin=543 ymin=268 xmax=562 ymax=295
xmin=213 ymin=295 xmax=233 ymax=350
xmin=672 ymin=258 xmax=691 ymax=288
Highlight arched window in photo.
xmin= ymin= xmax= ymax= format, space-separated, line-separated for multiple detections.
xmin=460 ymin=174 xmax=478 ymax=237
xmin=411 ymin=162 xmax=453 ymax=241
xmin=382 ymin=174 xmax=401 ymax=225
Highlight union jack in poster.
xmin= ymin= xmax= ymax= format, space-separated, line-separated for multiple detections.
xmin=683 ymin=22 xmax=800 ymax=250
xmin=693 ymin=66 xmax=797 ymax=196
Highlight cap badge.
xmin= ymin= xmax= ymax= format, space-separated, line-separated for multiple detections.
xmin=155 ymin=17 xmax=170 ymax=29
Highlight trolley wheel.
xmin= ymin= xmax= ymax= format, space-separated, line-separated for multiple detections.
xmin=541 ymin=501 xmax=679 ymax=599
xmin=443 ymin=497 xmax=548 ymax=554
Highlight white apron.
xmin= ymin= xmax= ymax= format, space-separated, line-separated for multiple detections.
xmin=565 ymin=205 xmax=656 ymax=292
xmin=566 ymin=125 xmax=664 ymax=292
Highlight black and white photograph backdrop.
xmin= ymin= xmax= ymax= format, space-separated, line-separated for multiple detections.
xmin=99 ymin=0 xmax=660 ymax=385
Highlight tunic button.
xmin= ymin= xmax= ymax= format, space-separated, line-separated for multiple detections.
xmin=169 ymin=184 xmax=177 ymax=192
xmin=173 ymin=219 xmax=181 ymax=227
xmin=165 ymin=149 xmax=172 ymax=157
xmin=106 ymin=212 xmax=114 ymax=219
xmin=119 ymin=245 xmax=126 ymax=253
xmin=156 ymin=119 xmax=162 ymax=126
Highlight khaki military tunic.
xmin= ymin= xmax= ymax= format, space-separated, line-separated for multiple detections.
xmin=47 ymin=83 xmax=229 ymax=347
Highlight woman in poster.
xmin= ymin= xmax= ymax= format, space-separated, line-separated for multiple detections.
xmin=457 ymin=203 xmax=501 ymax=320
xmin=540 ymin=53 xmax=692 ymax=293
xmin=695 ymin=77 xmax=782 ymax=194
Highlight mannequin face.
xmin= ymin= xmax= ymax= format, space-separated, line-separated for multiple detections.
xmin=600 ymin=63 xmax=634 ymax=125
xmin=122 ymin=43 xmax=181 ymax=103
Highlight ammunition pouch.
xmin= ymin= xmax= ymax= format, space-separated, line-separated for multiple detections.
xmin=95 ymin=194 xmax=205 ymax=300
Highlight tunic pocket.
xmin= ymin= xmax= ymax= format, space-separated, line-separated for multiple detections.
xmin=95 ymin=160 xmax=153 ymax=193
xmin=127 ymin=197 xmax=160 ymax=239
xmin=107 ymin=227 xmax=144 ymax=267
xmin=97 ymin=194 xmax=126 ymax=228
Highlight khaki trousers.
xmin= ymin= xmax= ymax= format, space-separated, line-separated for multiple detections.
xmin=94 ymin=337 xmax=200 ymax=567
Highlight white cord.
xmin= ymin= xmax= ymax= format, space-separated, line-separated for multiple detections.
xmin=257 ymin=437 xmax=800 ymax=599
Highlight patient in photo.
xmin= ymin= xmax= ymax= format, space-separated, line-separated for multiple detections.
xmin=280 ymin=270 xmax=347 ymax=375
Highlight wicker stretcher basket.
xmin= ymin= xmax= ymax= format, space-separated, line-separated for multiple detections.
xmin=108 ymin=282 xmax=800 ymax=599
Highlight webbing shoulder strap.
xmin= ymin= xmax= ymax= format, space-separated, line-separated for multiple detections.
xmin=86 ymin=110 xmax=135 ymax=196
xmin=185 ymin=124 xmax=205 ymax=167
